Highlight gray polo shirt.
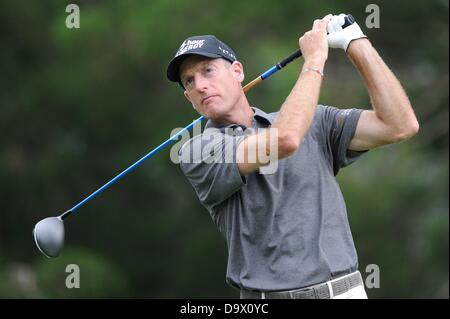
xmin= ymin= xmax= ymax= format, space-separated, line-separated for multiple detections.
xmin=179 ymin=105 xmax=367 ymax=291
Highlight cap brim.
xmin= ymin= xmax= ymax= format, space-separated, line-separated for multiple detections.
xmin=166 ymin=52 xmax=223 ymax=83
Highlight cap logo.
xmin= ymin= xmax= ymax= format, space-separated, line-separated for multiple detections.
xmin=176 ymin=39 xmax=205 ymax=57
xmin=218 ymin=46 xmax=236 ymax=60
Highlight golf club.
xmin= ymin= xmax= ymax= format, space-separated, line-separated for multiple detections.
xmin=33 ymin=14 xmax=355 ymax=258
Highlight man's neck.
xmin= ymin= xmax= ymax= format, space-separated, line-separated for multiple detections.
xmin=215 ymin=92 xmax=254 ymax=128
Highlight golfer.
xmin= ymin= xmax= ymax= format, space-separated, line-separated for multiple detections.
xmin=166 ymin=14 xmax=419 ymax=299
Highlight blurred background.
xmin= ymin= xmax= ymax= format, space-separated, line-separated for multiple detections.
xmin=0 ymin=0 xmax=448 ymax=298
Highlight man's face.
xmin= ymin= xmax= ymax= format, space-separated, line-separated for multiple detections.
xmin=180 ymin=56 xmax=244 ymax=121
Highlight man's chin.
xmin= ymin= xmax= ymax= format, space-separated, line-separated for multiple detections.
xmin=204 ymin=105 xmax=226 ymax=121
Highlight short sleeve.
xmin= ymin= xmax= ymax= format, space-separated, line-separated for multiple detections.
xmin=179 ymin=127 xmax=247 ymax=211
xmin=320 ymin=105 xmax=368 ymax=175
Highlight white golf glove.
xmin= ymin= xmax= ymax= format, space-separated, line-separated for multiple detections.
xmin=327 ymin=14 xmax=367 ymax=51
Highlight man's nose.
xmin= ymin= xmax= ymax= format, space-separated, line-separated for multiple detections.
xmin=193 ymin=74 xmax=209 ymax=91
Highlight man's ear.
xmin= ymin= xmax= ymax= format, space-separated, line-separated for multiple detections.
xmin=183 ymin=91 xmax=197 ymax=110
xmin=231 ymin=61 xmax=245 ymax=83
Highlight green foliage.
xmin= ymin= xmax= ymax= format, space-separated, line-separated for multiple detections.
xmin=0 ymin=0 xmax=447 ymax=298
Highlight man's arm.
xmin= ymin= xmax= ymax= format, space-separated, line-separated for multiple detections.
xmin=346 ymin=39 xmax=420 ymax=151
xmin=237 ymin=15 xmax=332 ymax=175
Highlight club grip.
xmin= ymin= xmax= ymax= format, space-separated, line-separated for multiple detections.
xmin=278 ymin=50 xmax=303 ymax=68
xmin=277 ymin=14 xmax=355 ymax=69
xmin=342 ymin=14 xmax=355 ymax=28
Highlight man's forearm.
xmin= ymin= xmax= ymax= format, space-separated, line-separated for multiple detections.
xmin=236 ymin=61 xmax=325 ymax=174
xmin=347 ymin=39 xmax=419 ymax=135
xmin=272 ymin=59 xmax=325 ymax=154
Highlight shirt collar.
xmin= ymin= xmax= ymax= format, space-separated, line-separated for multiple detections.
xmin=205 ymin=106 xmax=273 ymax=130
xmin=252 ymin=106 xmax=273 ymax=125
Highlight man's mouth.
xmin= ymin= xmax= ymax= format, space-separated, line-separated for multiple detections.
xmin=202 ymin=95 xmax=219 ymax=104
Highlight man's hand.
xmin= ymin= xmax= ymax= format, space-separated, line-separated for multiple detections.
xmin=327 ymin=13 xmax=367 ymax=52
xmin=299 ymin=14 xmax=333 ymax=66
